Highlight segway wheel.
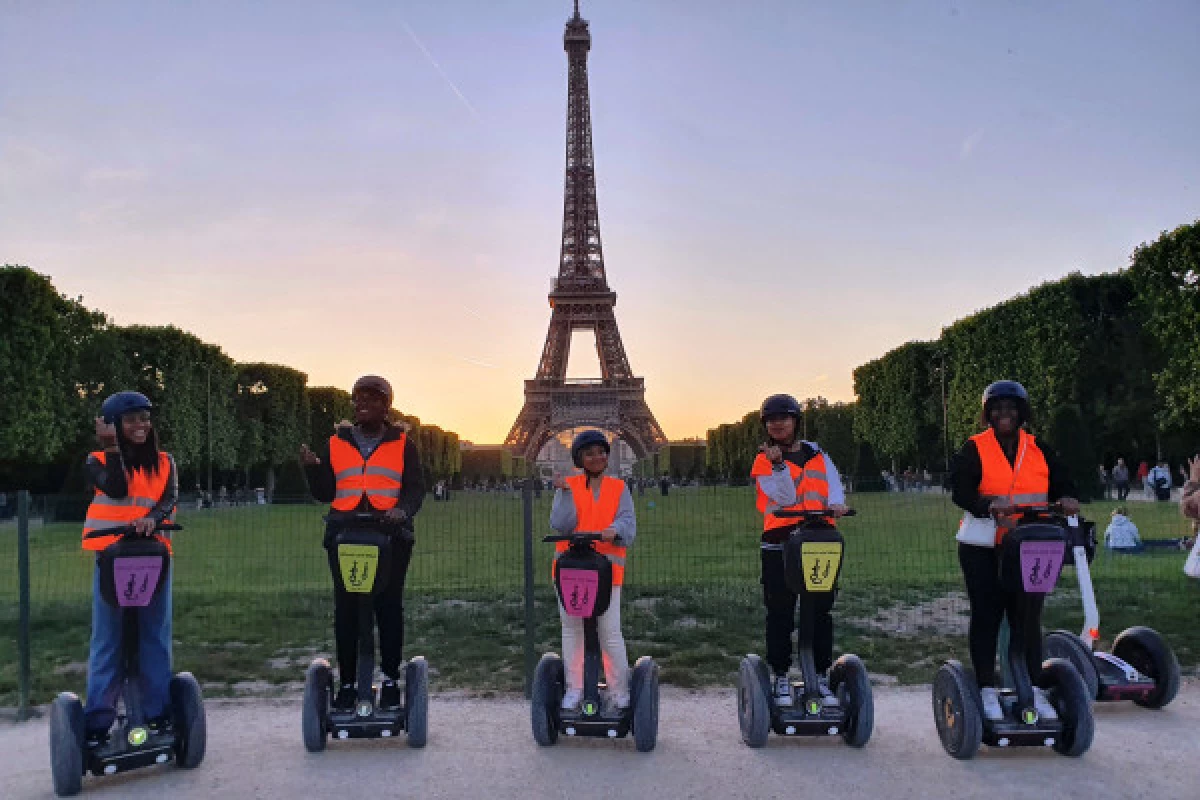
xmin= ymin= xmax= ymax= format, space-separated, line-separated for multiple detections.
xmin=830 ymin=654 xmax=873 ymax=747
xmin=737 ymin=655 xmax=771 ymax=748
xmin=531 ymin=653 xmax=564 ymax=747
xmin=170 ymin=672 xmax=207 ymax=769
xmin=1044 ymin=630 xmax=1099 ymax=701
xmin=302 ymin=658 xmax=332 ymax=753
xmin=405 ymin=656 xmax=429 ymax=748
xmin=49 ymin=692 xmax=84 ymax=797
xmin=631 ymin=656 xmax=659 ymax=753
xmin=1039 ymin=657 xmax=1094 ymax=757
xmin=931 ymin=661 xmax=981 ymax=760
xmin=1112 ymin=626 xmax=1181 ymax=709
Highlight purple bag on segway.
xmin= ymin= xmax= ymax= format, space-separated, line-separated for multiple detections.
xmin=98 ymin=536 xmax=171 ymax=608
xmin=1000 ymin=522 xmax=1066 ymax=594
xmin=554 ymin=548 xmax=612 ymax=619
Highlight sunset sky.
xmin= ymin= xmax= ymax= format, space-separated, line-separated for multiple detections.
xmin=2 ymin=1 xmax=1197 ymax=443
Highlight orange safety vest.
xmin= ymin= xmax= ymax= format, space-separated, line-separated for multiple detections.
xmin=555 ymin=474 xmax=628 ymax=586
xmin=328 ymin=433 xmax=407 ymax=512
xmin=751 ymin=451 xmax=832 ymax=531
xmin=970 ymin=427 xmax=1050 ymax=542
xmin=82 ymin=451 xmax=173 ymax=552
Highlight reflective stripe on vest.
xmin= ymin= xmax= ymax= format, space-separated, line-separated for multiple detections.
xmin=752 ymin=452 xmax=832 ymax=531
xmin=555 ymin=474 xmax=628 ymax=586
xmin=328 ymin=433 xmax=407 ymax=512
xmin=82 ymin=451 xmax=172 ymax=552
xmin=969 ymin=427 xmax=1050 ymax=542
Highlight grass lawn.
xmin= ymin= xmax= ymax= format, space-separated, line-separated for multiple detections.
xmin=3 ymin=488 xmax=1197 ymax=705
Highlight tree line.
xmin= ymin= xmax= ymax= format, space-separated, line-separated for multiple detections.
xmin=0 ymin=266 xmax=461 ymax=495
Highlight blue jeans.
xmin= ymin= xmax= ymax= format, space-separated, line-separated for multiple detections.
xmin=84 ymin=562 xmax=173 ymax=734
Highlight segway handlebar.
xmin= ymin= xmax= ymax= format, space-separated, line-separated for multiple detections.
xmin=988 ymin=502 xmax=1067 ymax=520
xmin=542 ymin=532 xmax=605 ymax=544
xmin=772 ymin=508 xmax=856 ymax=519
xmin=83 ymin=521 xmax=183 ymax=541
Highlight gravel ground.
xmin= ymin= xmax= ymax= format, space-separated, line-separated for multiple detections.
xmin=3 ymin=684 xmax=1196 ymax=799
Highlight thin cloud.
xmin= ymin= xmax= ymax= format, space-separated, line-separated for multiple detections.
xmin=400 ymin=20 xmax=480 ymax=120
xmin=84 ymin=166 xmax=149 ymax=185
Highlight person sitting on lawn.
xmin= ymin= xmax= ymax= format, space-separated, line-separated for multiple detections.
xmin=1103 ymin=507 xmax=1142 ymax=552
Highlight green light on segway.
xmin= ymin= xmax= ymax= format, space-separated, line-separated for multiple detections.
xmin=583 ymin=701 xmax=597 ymax=716
xmin=1022 ymin=708 xmax=1038 ymax=725
xmin=807 ymin=699 xmax=821 ymax=715
xmin=127 ymin=726 xmax=148 ymax=747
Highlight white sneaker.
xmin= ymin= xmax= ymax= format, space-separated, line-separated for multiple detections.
xmin=980 ymin=687 xmax=1004 ymax=721
xmin=773 ymin=673 xmax=794 ymax=707
xmin=560 ymin=688 xmax=582 ymax=711
xmin=1033 ymin=687 xmax=1058 ymax=721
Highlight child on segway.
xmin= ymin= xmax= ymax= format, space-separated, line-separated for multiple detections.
xmin=81 ymin=391 xmax=180 ymax=747
xmin=750 ymin=394 xmax=850 ymax=709
xmin=300 ymin=375 xmax=425 ymax=713
xmin=549 ymin=430 xmax=637 ymax=712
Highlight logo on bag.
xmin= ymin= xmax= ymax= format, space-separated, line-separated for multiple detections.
xmin=1028 ymin=558 xmax=1042 ymax=586
xmin=347 ymin=560 xmax=371 ymax=591
xmin=569 ymin=584 xmax=590 ymax=612
xmin=810 ymin=559 xmax=832 ymax=586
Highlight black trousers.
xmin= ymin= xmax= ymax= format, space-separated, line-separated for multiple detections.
xmin=326 ymin=539 xmax=414 ymax=683
xmin=761 ymin=549 xmax=836 ymax=675
xmin=958 ymin=542 xmax=1044 ymax=688
xmin=1116 ymin=482 xmax=1130 ymax=501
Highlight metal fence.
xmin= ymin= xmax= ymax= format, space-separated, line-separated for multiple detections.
xmin=4 ymin=483 xmax=1197 ymax=717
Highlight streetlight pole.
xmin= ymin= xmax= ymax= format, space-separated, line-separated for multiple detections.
xmin=940 ymin=350 xmax=949 ymax=472
xmin=206 ymin=363 xmax=213 ymax=497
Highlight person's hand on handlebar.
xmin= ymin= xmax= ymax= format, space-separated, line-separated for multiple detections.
xmin=132 ymin=517 xmax=157 ymax=536
xmin=988 ymin=498 xmax=1015 ymax=517
xmin=1058 ymin=497 xmax=1081 ymax=516
xmin=600 ymin=528 xmax=618 ymax=543
xmin=829 ymin=503 xmax=849 ymax=517
xmin=385 ymin=508 xmax=408 ymax=525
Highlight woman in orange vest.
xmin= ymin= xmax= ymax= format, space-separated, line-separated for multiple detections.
xmin=949 ymin=380 xmax=1079 ymax=723
xmin=81 ymin=391 xmax=179 ymax=745
xmin=300 ymin=375 xmax=425 ymax=712
xmin=750 ymin=393 xmax=849 ymax=709
xmin=549 ymin=430 xmax=637 ymax=711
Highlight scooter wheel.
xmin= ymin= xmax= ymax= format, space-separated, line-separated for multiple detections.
xmin=302 ymin=658 xmax=331 ymax=753
xmin=1113 ymin=626 xmax=1180 ymax=709
xmin=1039 ymin=657 xmax=1094 ymax=757
xmin=830 ymin=654 xmax=873 ymax=747
xmin=49 ymin=692 xmax=84 ymax=797
xmin=631 ymin=656 xmax=659 ymax=753
xmin=531 ymin=653 xmax=563 ymax=747
xmin=931 ymin=661 xmax=981 ymax=760
xmin=170 ymin=672 xmax=207 ymax=769
xmin=1044 ymin=630 xmax=1099 ymax=701
xmin=737 ymin=655 xmax=771 ymax=748
xmin=405 ymin=656 xmax=429 ymax=748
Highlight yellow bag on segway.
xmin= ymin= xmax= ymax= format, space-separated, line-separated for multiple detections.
xmin=333 ymin=529 xmax=393 ymax=595
xmin=784 ymin=524 xmax=844 ymax=594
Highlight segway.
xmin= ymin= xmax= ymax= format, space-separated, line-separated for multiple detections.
xmin=933 ymin=505 xmax=1094 ymax=759
xmin=1041 ymin=516 xmax=1181 ymax=708
xmin=737 ymin=509 xmax=873 ymax=748
xmin=302 ymin=512 xmax=428 ymax=751
xmin=50 ymin=523 xmax=205 ymax=796
xmin=531 ymin=533 xmax=659 ymax=752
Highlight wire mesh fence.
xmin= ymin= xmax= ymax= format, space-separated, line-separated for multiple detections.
xmin=3 ymin=482 xmax=1197 ymax=711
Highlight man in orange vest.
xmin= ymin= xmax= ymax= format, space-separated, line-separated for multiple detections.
xmin=949 ymin=380 xmax=1079 ymax=722
xmin=300 ymin=375 xmax=425 ymax=712
xmin=550 ymin=430 xmax=636 ymax=711
xmin=750 ymin=394 xmax=849 ymax=709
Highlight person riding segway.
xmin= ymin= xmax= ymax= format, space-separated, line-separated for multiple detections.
xmin=737 ymin=394 xmax=873 ymax=747
xmin=50 ymin=392 xmax=205 ymax=796
xmin=299 ymin=375 xmax=428 ymax=750
xmin=530 ymin=430 xmax=659 ymax=752
xmin=934 ymin=381 xmax=1093 ymax=758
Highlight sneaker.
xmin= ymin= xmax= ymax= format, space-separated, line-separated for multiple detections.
xmin=379 ymin=680 xmax=401 ymax=710
xmin=1033 ymin=687 xmax=1058 ymax=721
xmin=773 ymin=673 xmax=794 ymax=707
xmin=979 ymin=687 xmax=1004 ymax=721
xmin=333 ymin=683 xmax=357 ymax=711
xmin=560 ymin=688 xmax=582 ymax=711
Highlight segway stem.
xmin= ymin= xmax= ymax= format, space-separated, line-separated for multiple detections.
xmin=795 ymin=594 xmax=822 ymax=705
xmin=356 ymin=597 xmax=375 ymax=708
xmin=1072 ymin=545 xmax=1100 ymax=647
xmin=582 ymin=618 xmax=602 ymax=715
xmin=122 ymin=607 xmax=146 ymax=727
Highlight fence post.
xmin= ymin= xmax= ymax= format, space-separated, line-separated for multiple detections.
xmin=522 ymin=479 xmax=536 ymax=699
xmin=17 ymin=490 xmax=32 ymax=721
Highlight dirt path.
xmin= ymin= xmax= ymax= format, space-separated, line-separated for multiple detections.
xmin=3 ymin=684 xmax=1196 ymax=799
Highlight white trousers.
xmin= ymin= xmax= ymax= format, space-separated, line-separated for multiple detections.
xmin=559 ymin=586 xmax=630 ymax=696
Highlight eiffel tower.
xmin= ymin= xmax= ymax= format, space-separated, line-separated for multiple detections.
xmin=505 ymin=1 xmax=667 ymax=463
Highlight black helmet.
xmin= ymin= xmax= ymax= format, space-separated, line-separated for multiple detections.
xmin=981 ymin=380 xmax=1030 ymax=423
xmin=571 ymin=430 xmax=610 ymax=468
xmin=760 ymin=394 xmax=802 ymax=424
xmin=100 ymin=391 xmax=152 ymax=424
xmin=351 ymin=375 xmax=393 ymax=406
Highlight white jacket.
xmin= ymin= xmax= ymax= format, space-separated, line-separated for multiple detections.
xmin=1104 ymin=515 xmax=1142 ymax=549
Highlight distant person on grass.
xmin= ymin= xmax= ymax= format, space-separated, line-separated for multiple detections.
xmin=299 ymin=375 xmax=425 ymax=712
xmin=947 ymin=380 xmax=1079 ymax=724
xmin=750 ymin=393 xmax=849 ymax=708
xmin=1103 ymin=507 xmax=1142 ymax=552
xmin=1113 ymin=458 xmax=1131 ymax=502
xmin=82 ymin=391 xmax=179 ymax=746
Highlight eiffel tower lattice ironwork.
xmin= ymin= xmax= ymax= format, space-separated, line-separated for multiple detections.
xmin=505 ymin=2 xmax=667 ymax=462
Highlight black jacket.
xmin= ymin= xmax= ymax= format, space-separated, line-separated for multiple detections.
xmin=948 ymin=431 xmax=1076 ymax=518
xmin=304 ymin=423 xmax=425 ymax=529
